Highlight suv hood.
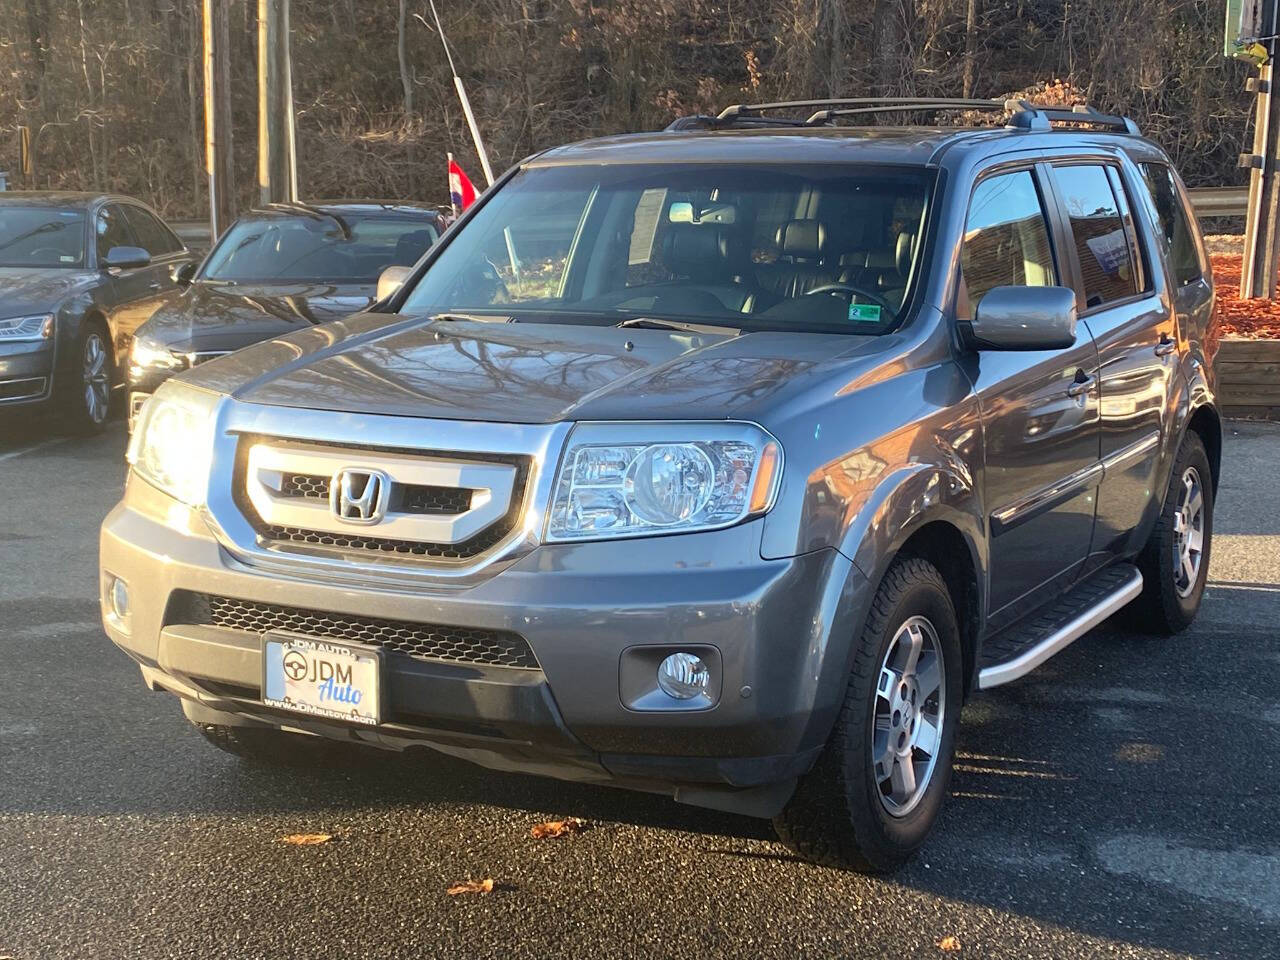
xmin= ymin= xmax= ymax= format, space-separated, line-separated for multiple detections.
xmin=185 ymin=313 xmax=902 ymax=424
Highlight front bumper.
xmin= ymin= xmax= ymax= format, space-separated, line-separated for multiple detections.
xmin=101 ymin=477 xmax=870 ymax=816
xmin=0 ymin=339 xmax=54 ymax=407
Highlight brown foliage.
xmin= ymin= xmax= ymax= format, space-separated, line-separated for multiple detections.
xmin=0 ymin=0 xmax=1254 ymax=218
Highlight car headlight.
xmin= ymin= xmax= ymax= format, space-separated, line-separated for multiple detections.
xmin=126 ymin=381 xmax=220 ymax=506
xmin=546 ymin=422 xmax=782 ymax=542
xmin=130 ymin=333 xmax=183 ymax=371
xmin=0 ymin=314 xmax=54 ymax=343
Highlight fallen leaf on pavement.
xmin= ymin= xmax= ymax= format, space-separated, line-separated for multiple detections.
xmin=938 ymin=935 xmax=961 ymax=952
xmin=447 ymin=878 xmax=495 ymax=896
xmin=277 ymin=833 xmax=334 ymax=846
xmin=530 ymin=817 xmax=589 ymax=839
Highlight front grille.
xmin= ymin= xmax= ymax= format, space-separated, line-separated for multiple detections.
xmin=236 ymin=440 xmax=530 ymax=563
xmin=169 ymin=591 xmax=539 ymax=669
xmin=280 ymin=472 xmax=473 ymax=515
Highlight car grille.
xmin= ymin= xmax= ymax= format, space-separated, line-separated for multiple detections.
xmin=168 ymin=591 xmax=539 ymax=669
xmin=279 ymin=472 xmax=473 ymax=515
xmin=235 ymin=437 xmax=530 ymax=563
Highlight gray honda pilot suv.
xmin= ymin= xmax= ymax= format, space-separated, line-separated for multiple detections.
xmin=101 ymin=98 xmax=1220 ymax=872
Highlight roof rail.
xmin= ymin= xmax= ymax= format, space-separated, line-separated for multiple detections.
xmin=666 ymin=96 xmax=1141 ymax=136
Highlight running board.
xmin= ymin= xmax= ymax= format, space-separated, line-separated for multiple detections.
xmin=978 ymin=564 xmax=1144 ymax=690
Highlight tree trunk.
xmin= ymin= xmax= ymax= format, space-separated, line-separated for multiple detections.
xmin=963 ymin=0 xmax=979 ymax=98
xmin=872 ymin=0 xmax=905 ymax=96
xmin=397 ymin=0 xmax=413 ymax=117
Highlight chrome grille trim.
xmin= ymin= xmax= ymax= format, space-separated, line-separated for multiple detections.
xmin=202 ymin=398 xmax=572 ymax=588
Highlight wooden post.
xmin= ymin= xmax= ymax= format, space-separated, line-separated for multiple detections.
xmin=1241 ymin=0 xmax=1280 ymax=299
xmin=258 ymin=0 xmax=296 ymax=206
xmin=202 ymin=0 xmax=236 ymax=237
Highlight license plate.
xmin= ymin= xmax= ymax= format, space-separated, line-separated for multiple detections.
xmin=262 ymin=633 xmax=381 ymax=726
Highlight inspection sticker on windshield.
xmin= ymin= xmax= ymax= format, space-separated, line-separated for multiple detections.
xmin=848 ymin=304 xmax=882 ymax=323
xmin=262 ymin=633 xmax=381 ymax=725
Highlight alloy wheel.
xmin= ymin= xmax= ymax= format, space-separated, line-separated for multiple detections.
xmin=871 ymin=614 xmax=945 ymax=818
xmin=82 ymin=332 xmax=110 ymax=425
xmin=1172 ymin=466 xmax=1205 ymax=598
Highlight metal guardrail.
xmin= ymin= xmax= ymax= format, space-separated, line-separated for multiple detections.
xmin=1188 ymin=186 xmax=1248 ymax=218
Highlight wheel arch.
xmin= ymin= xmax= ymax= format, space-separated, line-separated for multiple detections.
xmin=1185 ymin=402 xmax=1222 ymax=494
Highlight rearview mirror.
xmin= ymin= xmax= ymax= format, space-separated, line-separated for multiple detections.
xmin=668 ymin=201 xmax=737 ymax=225
xmin=102 ymin=246 xmax=151 ymax=271
xmin=967 ymin=285 xmax=1078 ymax=351
xmin=377 ymin=264 xmax=413 ymax=303
xmin=170 ymin=261 xmax=197 ymax=286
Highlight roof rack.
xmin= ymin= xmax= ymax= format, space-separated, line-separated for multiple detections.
xmin=665 ymin=97 xmax=1141 ymax=136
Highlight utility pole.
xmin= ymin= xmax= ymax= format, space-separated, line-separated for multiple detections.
xmin=1239 ymin=0 xmax=1280 ymax=298
xmin=258 ymin=0 xmax=297 ymax=205
xmin=202 ymin=0 xmax=235 ymax=237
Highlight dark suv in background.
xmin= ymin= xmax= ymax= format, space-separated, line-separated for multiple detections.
xmin=102 ymin=98 xmax=1219 ymax=872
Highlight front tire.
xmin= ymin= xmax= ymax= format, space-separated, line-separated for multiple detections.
xmin=1129 ymin=431 xmax=1213 ymax=635
xmin=774 ymin=557 xmax=963 ymax=873
xmin=61 ymin=320 xmax=113 ymax=434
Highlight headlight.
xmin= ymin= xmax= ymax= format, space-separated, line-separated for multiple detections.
xmin=546 ymin=422 xmax=782 ymax=542
xmin=130 ymin=333 xmax=183 ymax=371
xmin=126 ymin=381 xmax=220 ymax=506
xmin=0 ymin=314 xmax=54 ymax=343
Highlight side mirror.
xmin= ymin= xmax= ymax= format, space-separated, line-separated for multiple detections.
xmin=102 ymin=246 xmax=151 ymax=271
xmin=377 ymin=264 xmax=413 ymax=303
xmin=966 ymin=285 xmax=1078 ymax=351
xmin=170 ymin=261 xmax=197 ymax=286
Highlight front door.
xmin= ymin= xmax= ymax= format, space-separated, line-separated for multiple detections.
xmin=960 ymin=165 xmax=1101 ymax=624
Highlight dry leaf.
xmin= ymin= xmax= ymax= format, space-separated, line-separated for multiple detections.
xmin=447 ymin=878 xmax=495 ymax=896
xmin=530 ymin=816 xmax=588 ymax=839
xmin=278 ymin=833 xmax=333 ymax=846
xmin=938 ymin=935 xmax=962 ymax=952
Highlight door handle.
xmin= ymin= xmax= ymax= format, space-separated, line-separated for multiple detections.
xmin=1067 ymin=373 xmax=1095 ymax=398
xmin=148 ymin=281 xmax=162 ymax=290
xmin=1154 ymin=334 xmax=1176 ymax=357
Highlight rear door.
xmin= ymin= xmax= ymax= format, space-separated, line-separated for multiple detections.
xmin=112 ymin=203 xmax=194 ymax=347
xmin=961 ymin=163 xmax=1102 ymax=625
xmin=1048 ymin=160 xmax=1175 ymax=563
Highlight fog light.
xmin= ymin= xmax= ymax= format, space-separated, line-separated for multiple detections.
xmin=656 ymin=652 xmax=710 ymax=701
xmin=110 ymin=577 xmax=130 ymax=621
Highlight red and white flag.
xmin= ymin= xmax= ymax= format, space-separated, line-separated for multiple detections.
xmin=448 ymin=153 xmax=478 ymax=216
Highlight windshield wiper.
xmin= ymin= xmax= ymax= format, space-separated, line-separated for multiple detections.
xmin=617 ymin=316 xmax=741 ymax=336
xmin=0 ymin=220 xmax=63 ymax=254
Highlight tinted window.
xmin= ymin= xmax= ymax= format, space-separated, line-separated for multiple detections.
xmin=962 ymin=170 xmax=1056 ymax=308
xmin=96 ymin=204 xmax=136 ymax=261
xmin=1054 ymin=164 xmax=1138 ymax=308
xmin=122 ymin=205 xmax=183 ymax=256
xmin=0 ymin=208 xmax=86 ymax=268
xmin=202 ymin=215 xmax=440 ymax=283
xmin=1140 ymin=163 xmax=1202 ymax=287
xmin=399 ymin=163 xmax=935 ymax=334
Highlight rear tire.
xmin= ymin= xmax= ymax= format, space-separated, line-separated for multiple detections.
xmin=1128 ymin=431 xmax=1213 ymax=635
xmin=60 ymin=320 xmax=113 ymax=435
xmin=774 ymin=557 xmax=962 ymax=873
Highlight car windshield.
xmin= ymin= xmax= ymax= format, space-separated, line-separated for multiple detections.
xmin=0 ymin=208 xmax=86 ymax=268
xmin=201 ymin=213 xmax=439 ymax=283
xmin=400 ymin=163 xmax=933 ymax=333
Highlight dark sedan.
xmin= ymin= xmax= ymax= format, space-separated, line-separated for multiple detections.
xmin=0 ymin=192 xmax=194 ymax=432
xmin=126 ymin=201 xmax=446 ymax=422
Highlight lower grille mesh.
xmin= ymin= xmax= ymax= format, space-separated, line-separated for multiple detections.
xmin=168 ymin=591 xmax=538 ymax=669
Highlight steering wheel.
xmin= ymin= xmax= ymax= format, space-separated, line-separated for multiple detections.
xmin=804 ymin=282 xmax=895 ymax=316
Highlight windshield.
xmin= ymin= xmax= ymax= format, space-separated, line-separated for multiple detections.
xmin=202 ymin=214 xmax=439 ymax=283
xmin=400 ymin=163 xmax=933 ymax=333
xmin=0 ymin=208 xmax=87 ymax=268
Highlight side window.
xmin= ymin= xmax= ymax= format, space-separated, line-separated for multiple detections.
xmin=1140 ymin=163 xmax=1203 ymax=288
xmin=1053 ymin=164 xmax=1138 ymax=308
xmin=962 ymin=169 xmax=1057 ymax=309
xmin=122 ymin=205 xmax=183 ymax=257
xmin=95 ymin=204 xmax=136 ymax=261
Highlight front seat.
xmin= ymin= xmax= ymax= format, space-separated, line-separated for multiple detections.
xmin=663 ymin=225 xmax=764 ymax=313
xmin=755 ymin=220 xmax=844 ymax=299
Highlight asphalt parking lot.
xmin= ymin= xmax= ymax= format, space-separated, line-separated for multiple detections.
xmin=1 ymin=414 xmax=1277 ymax=960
